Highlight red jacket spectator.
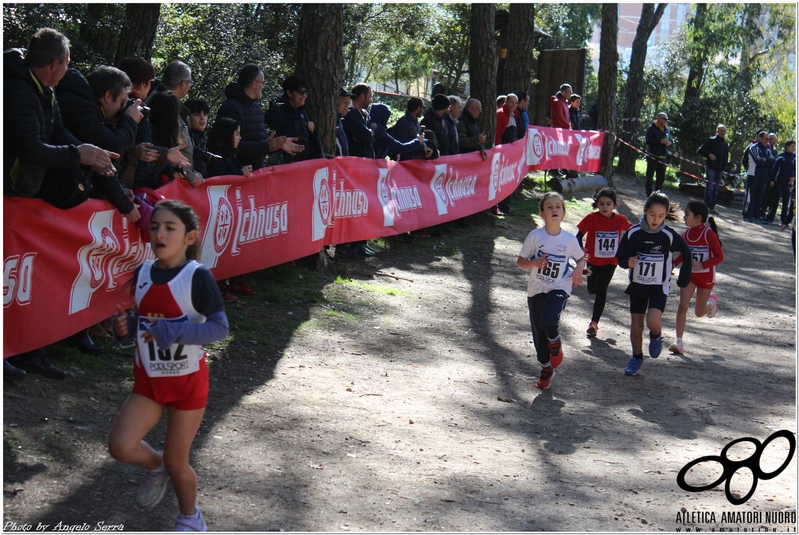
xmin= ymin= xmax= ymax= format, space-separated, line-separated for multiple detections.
xmin=495 ymin=94 xmax=519 ymax=145
xmin=550 ymin=84 xmax=573 ymax=129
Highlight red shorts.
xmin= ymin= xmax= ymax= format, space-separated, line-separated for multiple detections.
xmin=693 ymin=281 xmax=715 ymax=290
xmin=132 ymin=356 xmax=209 ymax=411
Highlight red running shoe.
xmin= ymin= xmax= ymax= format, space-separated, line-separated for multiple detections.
xmin=231 ymin=276 xmax=256 ymax=296
xmin=548 ymin=338 xmax=563 ymax=368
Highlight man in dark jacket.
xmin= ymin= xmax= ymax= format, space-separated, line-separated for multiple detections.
xmin=388 ymin=97 xmax=425 ymax=160
xmin=216 ymin=64 xmax=301 ymax=170
xmin=445 ymin=96 xmax=461 ymax=155
xmin=335 ymin=88 xmax=352 ymax=157
xmin=769 ymin=140 xmax=796 ymax=226
xmin=644 ymin=112 xmax=672 ymax=196
xmin=4 ymin=30 xmax=117 ymax=203
xmin=422 ymin=94 xmax=451 ymax=157
xmin=4 ymin=28 xmax=117 ymax=380
xmin=342 ymin=83 xmax=376 ymax=159
xmin=265 ymin=74 xmax=323 ymax=164
xmin=697 ymin=124 xmax=729 ymax=214
xmin=56 ymin=65 xmax=141 ymax=220
xmin=457 ymin=98 xmax=487 ymax=155
xmin=742 ymin=131 xmax=776 ymax=222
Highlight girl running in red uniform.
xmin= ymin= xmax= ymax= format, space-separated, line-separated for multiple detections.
xmin=670 ymin=201 xmax=724 ymax=354
xmin=576 ymin=188 xmax=632 ymax=337
xmin=109 ymin=200 xmax=228 ymax=532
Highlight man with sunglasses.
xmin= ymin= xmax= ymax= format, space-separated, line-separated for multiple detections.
xmin=265 ymin=74 xmax=323 ymax=164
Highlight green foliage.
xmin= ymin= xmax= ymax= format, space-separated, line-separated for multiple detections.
xmin=153 ymin=4 xmax=300 ymax=110
xmin=426 ymin=4 xmax=471 ymax=93
xmin=536 ymin=4 xmax=601 ymax=50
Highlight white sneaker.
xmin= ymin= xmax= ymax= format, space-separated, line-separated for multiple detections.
xmin=669 ymin=340 xmax=684 ymax=354
xmin=707 ymin=295 xmax=719 ymax=318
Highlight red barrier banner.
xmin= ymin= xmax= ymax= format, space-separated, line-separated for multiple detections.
xmin=526 ymin=126 xmax=604 ymax=172
xmin=4 ymin=138 xmax=529 ymax=357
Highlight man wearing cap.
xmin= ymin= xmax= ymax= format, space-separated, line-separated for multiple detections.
xmin=422 ymin=94 xmax=452 ymax=157
xmin=644 ymin=112 xmax=672 ymax=196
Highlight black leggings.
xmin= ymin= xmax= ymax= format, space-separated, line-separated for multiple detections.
xmin=586 ymin=263 xmax=617 ymax=323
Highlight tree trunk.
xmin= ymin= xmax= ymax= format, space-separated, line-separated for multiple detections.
xmin=683 ymin=3 xmax=707 ymax=101
xmin=503 ymin=4 xmax=536 ymax=96
xmin=297 ymin=4 xmax=345 ymax=158
xmin=78 ymin=4 xmax=123 ymax=65
xmin=598 ymin=4 xmax=619 ymax=185
xmin=617 ymin=3 xmax=668 ymax=175
xmin=114 ymin=4 xmax=161 ymax=64
xmin=470 ymin=4 xmax=498 ymax=145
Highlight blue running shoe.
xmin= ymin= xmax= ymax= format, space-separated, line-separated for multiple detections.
xmin=624 ymin=357 xmax=643 ymax=376
xmin=649 ymin=335 xmax=663 ymax=358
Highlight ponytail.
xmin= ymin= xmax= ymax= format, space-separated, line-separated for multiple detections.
xmin=707 ymin=216 xmax=721 ymax=247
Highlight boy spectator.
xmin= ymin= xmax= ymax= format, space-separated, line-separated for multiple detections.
xmin=185 ymin=99 xmax=218 ymax=178
xmin=516 ymin=91 xmax=530 ymax=139
xmin=569 ymin=94 xmax=582 ymax=131
xmin=335 ymin=88 xmax=352 ymax=157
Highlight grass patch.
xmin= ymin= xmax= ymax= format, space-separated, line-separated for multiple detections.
xmin=335 ymin=278 xmax=410 ymax=297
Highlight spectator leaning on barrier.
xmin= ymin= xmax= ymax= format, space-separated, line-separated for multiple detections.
xmin=495 ymin=92 xmax=518 ymax=146
xmin=4 ymin=28 xmax=117 ymax=207
xmin=184 ymin=98 xmax=219 ymax=179
xmin=569 ymin=94 xmax=582 ymax=131
xmin=516 ymin=91 xmax=530 ymax=139
xmin=697 ymin=124 xmax=729 ymax=215
xmin=644 ymin=112 xmax=672 ymax=197
xmin=265 ymin=74 xmax=324 ymax=164
xmin=343 ymin=83 xmax=376 ymax=159
xmin=445 ymin=95 xmax=461 ymax=155
xmin=457 ymin=98 xmax=487 ymax=157
xmin=369 ymin=103 xmax=428 ymax=161
xmin=550 ymin=83 xmax=572 ymax=129
xmin=216 ymin=64 xmax=301 ymax=171
xmin=422 ymin=94 xmax=452 ymax=157
xmin=388 ymin=97 xmax=426 ymax=160
xmin=4 ymin=28 xmax=120 ymax=380
xmin=335 ymin=87 xmax=352 ymax=157
xmin=117 ymin=56 xmax=189 ymax=188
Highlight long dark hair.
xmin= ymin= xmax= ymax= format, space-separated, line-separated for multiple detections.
xmin=151 ymin=200 xmax=201 ymax=261
xmin=686 ymin=200 xmax=721 ymax=246
xmin=644 ymin=190 xmax=680 ymax=222
xmin=148 ymin=91 xmax=181 ymax=148
xmin=207 ymin=117 xmax=240 ymax=157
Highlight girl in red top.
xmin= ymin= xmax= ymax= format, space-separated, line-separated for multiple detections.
xmin=576 ymin=188 xmax=633 ymax=337
xmin=670 ymin=201 xmax=724 ymax=354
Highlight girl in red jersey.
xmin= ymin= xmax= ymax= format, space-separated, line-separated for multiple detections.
xmin=576 ymin=188 xmax=633 ymax=337
xmin=109 ymin=200 xmax=228 ymax=532
xmin=670 ymin=201 xmax=724 ymax=355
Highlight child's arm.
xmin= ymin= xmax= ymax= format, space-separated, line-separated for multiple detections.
xmin=517 ymin=255 xmax=548 ymax=270
xmin=674 ymin=233 xmax=693 ymax=288
xmin=112 ymin=304 xmax=136 ymax=343
xmin=571 ymin=257 xmax=586 ymax=287
xmin=701 ymin=230 xmax=724 ymax=270
xmin=146 ymin=311 xmax=229 ymax=348
xmin=615 ymin=229 xmax=635 ymax=269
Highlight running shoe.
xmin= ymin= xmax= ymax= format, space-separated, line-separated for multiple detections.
xmin=136 ymin=459 xmax=169 ymax=509
xmin=548 ymin=338 xmax=563 ymax=368
xmin=668 ymin=340 xmax=684 ymax=355
xmin=707 ymin=295 xmax=719 ymax=318
xmin=649 ymin=335 xmax=663 ymax=358
xmin=624 ymin=357 xmax=643 ymax=376
xmin=535 ymin=367 xmax=556 ymax=390
xmin=175 ymin=507 xmax=207 ymax=532
xmin=230 ymin=277 xmax=256 ymax=296
xmin=586 ymin=321 xmax=599 ymax=337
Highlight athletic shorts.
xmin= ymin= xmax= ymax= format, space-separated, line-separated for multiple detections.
xmin=693 ymin=280 xmax=714 ymax=290
xmin=629 ymin=289 xmax=668 ymax=314
xmin=132 ymin=356 xmax=209 ymax=411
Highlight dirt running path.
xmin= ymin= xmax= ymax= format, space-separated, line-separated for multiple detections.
xmin=3 ymin=173 xmax=796 ymax=532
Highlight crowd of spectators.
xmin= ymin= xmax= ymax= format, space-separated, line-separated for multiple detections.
xmin=0 ymin=27 xmax=604 ymax=379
